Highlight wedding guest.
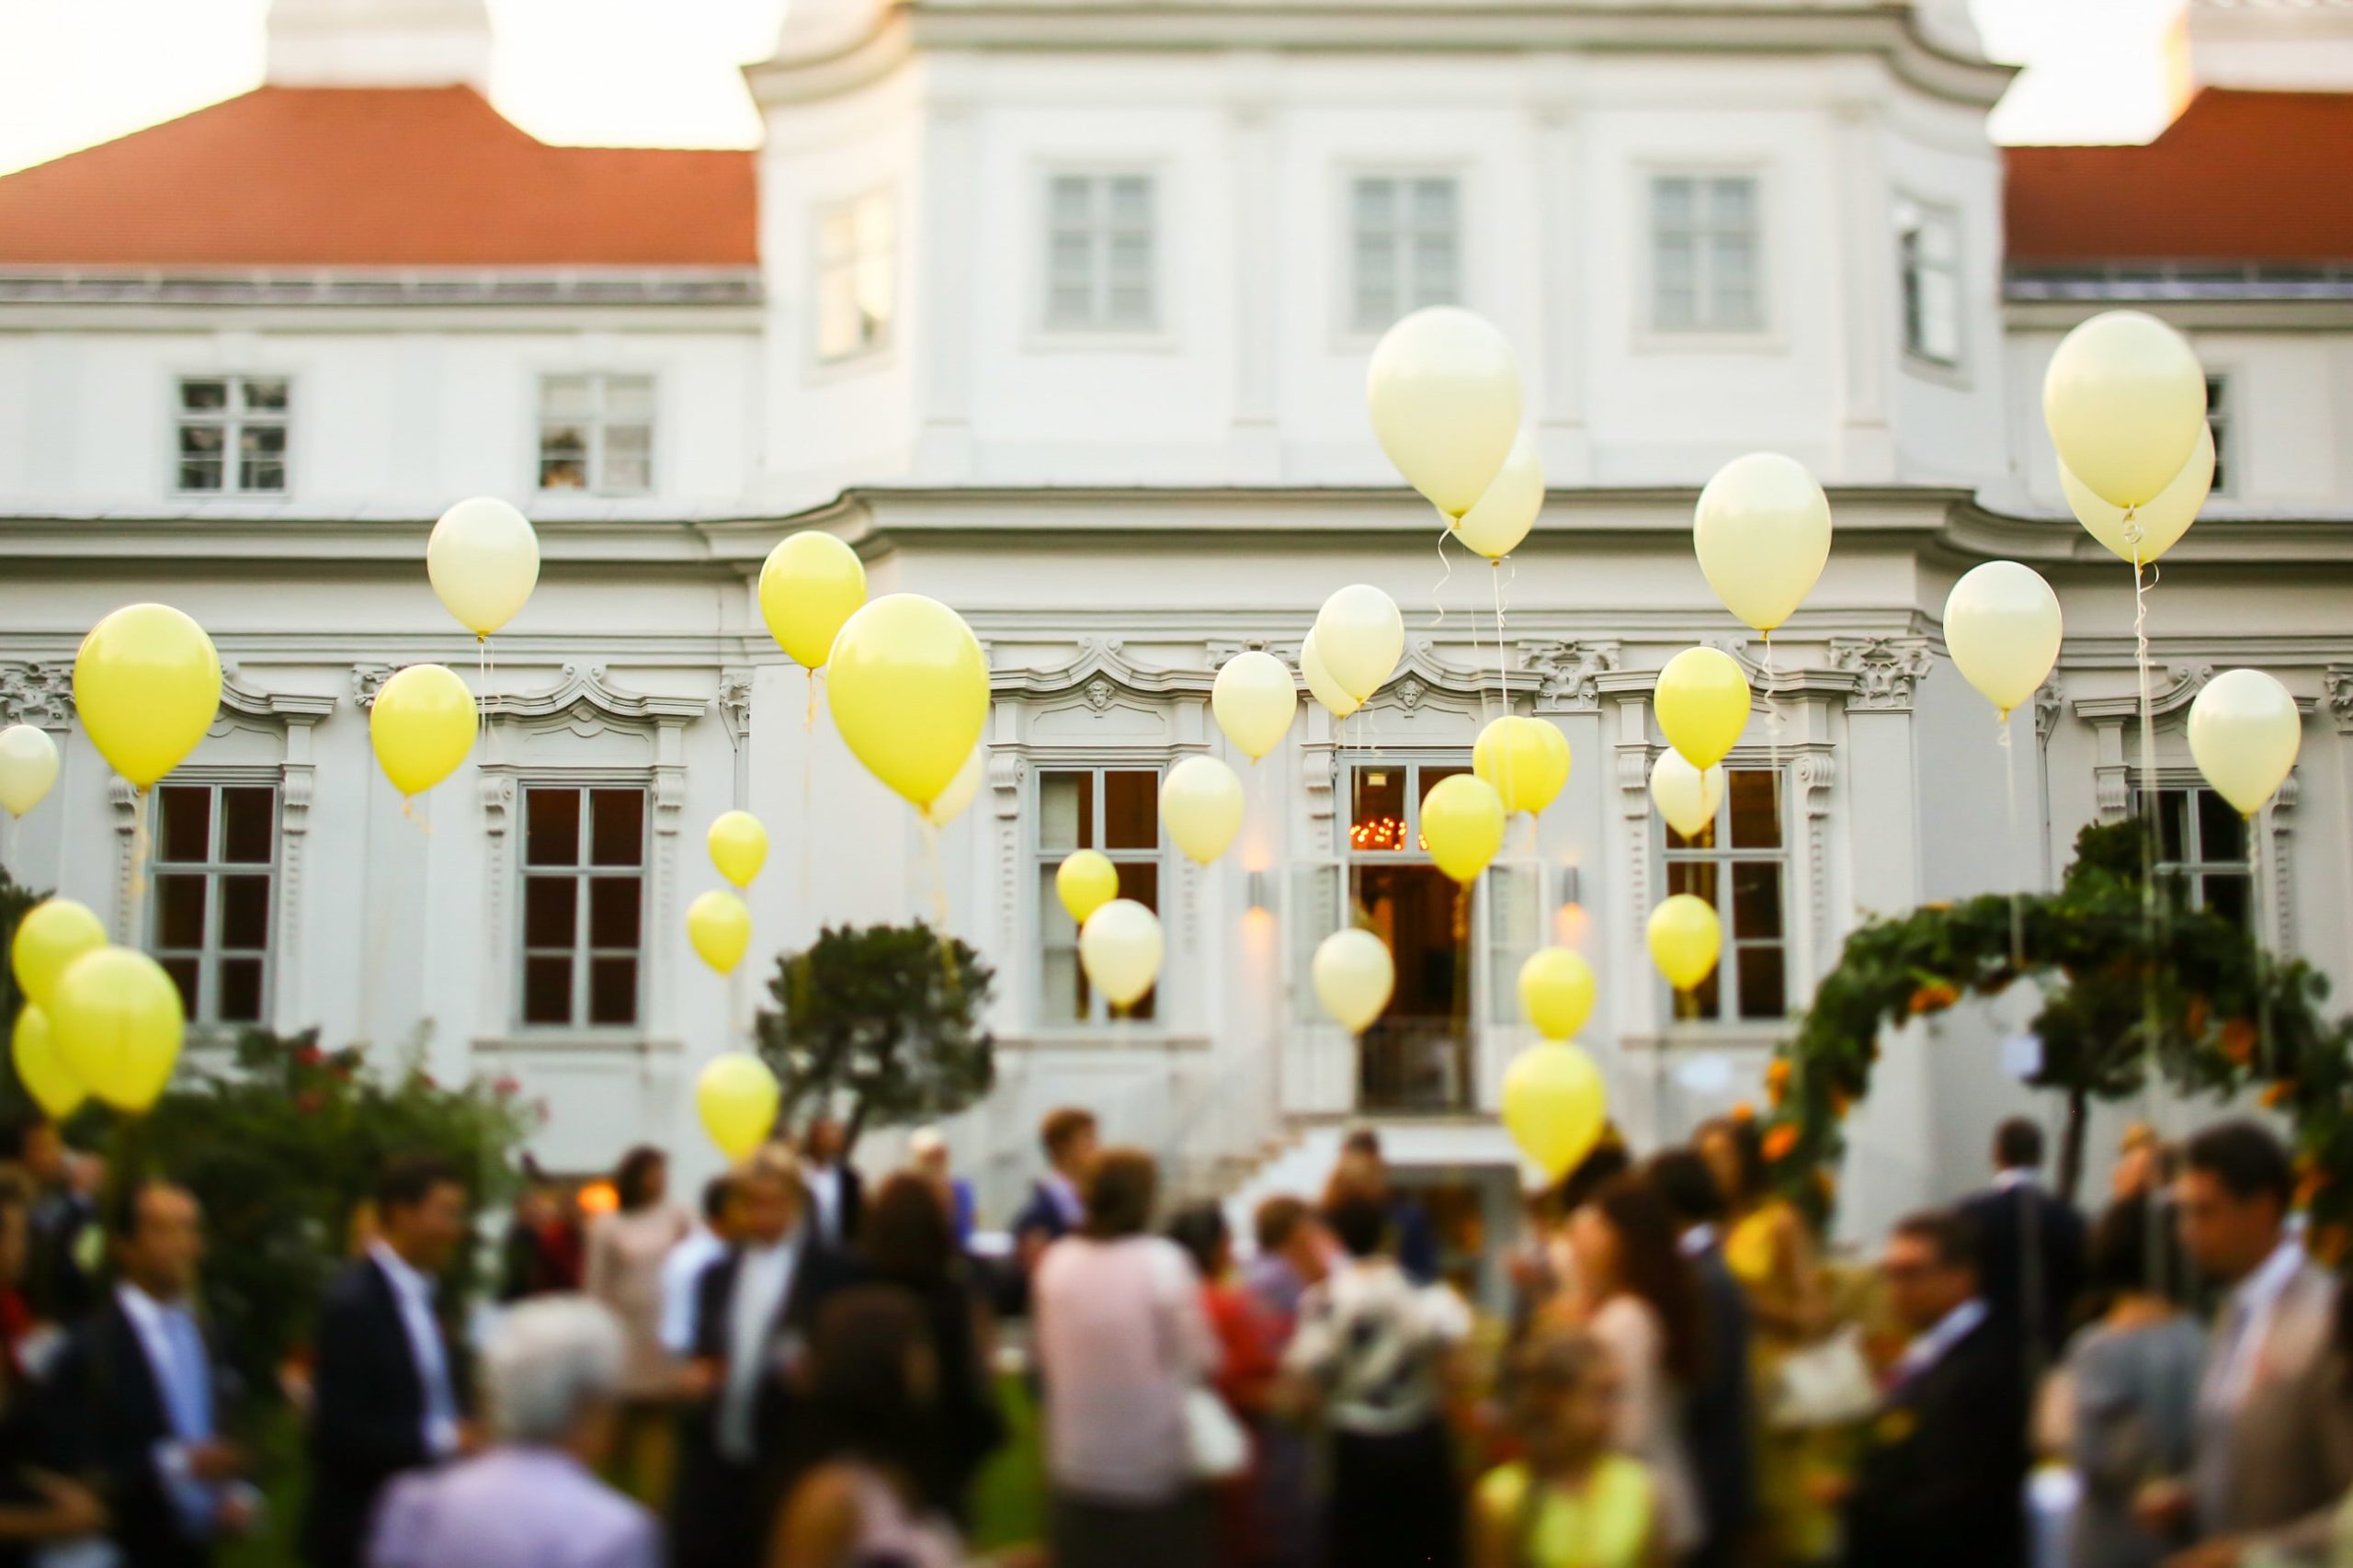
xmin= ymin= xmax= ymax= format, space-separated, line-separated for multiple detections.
xmin=369 ymin=1295 xmax=657 ymax=1568
xmin=1959 ymin=1118 xmax=2088 ymax=1363
xmin=907 ymin=1129 xmax=976 ymax=1251
xmin=10 ymin=1119 xmax=94 ymax=1324
xmin=1012 ymin=1108 xmax=1098 ymax=1278
xmin=500 ymin=1170 xmax=582 ymax=1302
xmin=660 ymin=1176 xmax=739 ymax=1358
xmin=1648 ymin=1149 xmax=1756 ymax=1568
xmin=801 ymin=1119 xmax=864 ymax=1250
xmin=1239 ymin=1197 xmax=1325 ymax=1568
xmin=0 ymin=1172 xmax=106 ymax=1567
xmin=1470 ymin=1329 xmax=1663 ymax=1568
xmin=584 ymin=1145 xmax=691 ymax=1502
xmin=1168 ymin=1203 xmax=1282 ymax=1568
xmin=1331 ymin=1131 xmax=1440 ymax=1286
xmin=1241 ymin=1197 xmax=1326 ymax=1343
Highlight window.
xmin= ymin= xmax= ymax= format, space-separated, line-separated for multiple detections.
xmin=1650 ymin=175 xmax=1764 ymax=334
xmin=538 ymin=374 xmax=654 ymax=494
xmin=1039 ymin=768 xmax=1161 ymax=1022
xmin=1347 ymin=760 xmax=1475 ymax=1111
xmin=1661 ymin=766 xmax=1788 ymax=1021
xmin=815 ymin=190 xmax=895 ymax=362
xmin=176 ymin=377 xmax=289 ymax=494
xmin=1044 ymin=174 xmax=1156 ymax=333
xmin=519 ymin=786 xmax=646 ymax=1028
xmin=2206 ymin=374 xmax=2234 ymax=496
xmin=151 ymin=783 xmax=276 ymax=1026
xmin=2140 ymin=786 xmax=2251 ymax=926
xmin=1349 ymin=176 xmax=1461 ymax=333
xmin=1896 ymin=198 xmax=1962 ymax=367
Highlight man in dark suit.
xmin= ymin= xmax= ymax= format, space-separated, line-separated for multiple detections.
xmin=1958 ymin=1116 xmax=2087 ymax=1364
xmin=1010 ymin=1107 xmax=1097 ymax=1273
xmin=299 ymin=1153 xmax=474 ymax=1568
xmin=49 ymin=1179 xmax=256 ymax=1568
xmin=799 ymin=1116 xmax=865 ymax=1248
xmin=672 ymin=1156 xmax=858 ymax=1568
xmin=1845 ymin=1210 xmax=2030 ymax=1568
xmin=1646 ymin=1150 xmax=1755 ymax=1568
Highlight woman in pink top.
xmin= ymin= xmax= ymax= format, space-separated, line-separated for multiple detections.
xmin=583 ymin=1145 xmax=690 ymax=1504
xmin=1033 ymin=1146 xmax=1219 ymax=1568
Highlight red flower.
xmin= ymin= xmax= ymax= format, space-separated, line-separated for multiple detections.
xmin=493 ymin=1075 xmax=521 ymax=1098
xmin=296 ymin=1089 xmax=324 ymax=1115
xmin=293 ymin=1044 xmax=324 ymax=1068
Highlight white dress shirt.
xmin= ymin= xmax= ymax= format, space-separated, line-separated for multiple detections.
xmin=659 ymin=1226 xmax=725 ymax=1357
xmin=116 ymin=1282 xmax=222 ymax=1540
xmin=805 ymin=1166 xmax=846 ymax=1245
xmin=369 ymin=1241 xmax=461 ymax=1460
xmin=718 ymin=1234 xmax=801 ymax=1463
xmin=2206 ymin=1234 xmax=2306 ymax=1411
xmin=1893 ymin=1297 xmax=1990 ymax=1385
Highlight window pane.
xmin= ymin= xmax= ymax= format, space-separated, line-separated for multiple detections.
xmin=1352 ymin=768 xmax=1407 ymax=853
xmin=589 ymin=876 xmax=642 ymax=949
xmin=179 ymin=380 xmax=228 ymax=413
xmin=1117 ymin=859 xmax=1159 ymax=913
xmin=1653 ymin=177 xmax=1694 ymax=226
xmin=1735 ymin=944 xmax=1786 ymax=1019
xmin=1412 ymin=178 xmax=1456 ymax=226
xmin=178 ymin=424 xmax=225 ymax=457
xmin=218 ymin=957 xmax=265 ymax=1024
xmin=221 ymin=788 xmax=274 ymax=863
xmin=1665 ymin=860 xmax=1720 ymax=907
xmin=606 ymin=376 xmax=655 ymax=419
xmin=2197 ymin=790 xmax=2247 ymax=864
xmin=179 ymin=458 xmax=224 ymax=492
xmin=1354 ymin=177 xmax=1394 ymax=228
xmin=588 ymin=957 xmax=638 ymax=1025
xmin=157 ymin=785 xmax=211 ymax=863
xmin=602 ymin=453 xmax=652 ymax=493
xmin=155 ymin=874 xmax=208 ymax=949
xmin=1727 ymin=769 xmax=1780 ymax=848
xmin=1040 ymin=772 xmax=1090 ymax=852
xmin=1043 ymin=946 xmax=1085 ymax=1022
xmin=539 ymin=426 xmax=588 ymax=490
xmin=1050 ymin=176 xmax=1092 ymax=223
xmin=524 ymin=877 xmax=577 ymax=949
xmin=161 ymin=957 xmax=200 ymax=1016
xmin=589 ymin=790 xmax=642 ymax=866
xmin=1732 ymin=861 xmax=1782 ymax=940
xmin=242 ymin=424 xmax=287 ymax=457
xmin=219 ymin=874 xmax=269 ymax=949
xmin=1107 ymin=283 xmax=1154 ymax=328
xmin=817 ymin=268 xmax=859 ymax=359
xmin=240 ymin=455 xmax=288 ymax=493
xmin=522 ymin=956 xmax=574 ymax=1025
xmin=1103 ymin=770 xmax=1157 ymax=850
xmin=525 ymin=789 xmax=582 ymax=867
xmin=2203 ymin=872 xmax=2253 ymax=928
xmin=241 ymin=378 xmax=289 ymax=412
xmin=1040 ymin=867 xmax=1077 ymax=946
xmin=1108 ymin=176 xmax=1151 ymax=223
xmin=1710 ymin=176 xmax=1755 ymax=223
xmin=2143 ymin=790 xmax=2188 ymax=862
xmin=540 ymin=375 xmax=595 ymax=417
xmin=1679 ymin=962 xmax=1721 ymax=1021
xmin=1048 ymin=283 xmax=1093 ymax=326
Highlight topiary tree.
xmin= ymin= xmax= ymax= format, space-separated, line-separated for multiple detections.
xmin=756 ymin=922 xmax=995 ymax=1154
xmin=1760 ymin=821 xmax=2353 ymax=1229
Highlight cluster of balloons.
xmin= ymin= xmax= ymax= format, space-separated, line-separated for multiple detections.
xmin=1503 ymin=948 xmax=1605 ymax=1179
xmin=11 ymin=898 xmax=181 ymax=1117
xmin=1049 ymin=843 xmax=1161 ymax=1016
xmin=688 ymin=811 xmax=767 ymax=977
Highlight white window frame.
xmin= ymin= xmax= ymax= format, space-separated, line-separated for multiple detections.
xmin=536 ymin=372 xmax=655 ymax=496
xmin=1656 ymin=762 xmax=1792 ymax=1024
xmin=1343 ymin=170 xmax=1464 ymax=337
xmin=147 ymin=776 xmax=279 ymax=1028
xmin=1894 ymin=194 xmax=1965 ymax=371
xmin=515 ymin=782 xmax=651 ymax=1031
xmin=2205 ymin=371 xmax=2236 ymax=497
xmin=173 ymin=375 xmax=291 ymax=496
xmin=2139 ymin=783 xmax=2253 ymax=924
xmin=1639 ymin=167 xmax=1772 ymax=344
xmin=813 ymin=187 xmax=896 ymax=366
xmin=1033 ymin=762 xmax=1168 ymax=1028
xmin=1036 ymin=168 xmax=1164 ymax=340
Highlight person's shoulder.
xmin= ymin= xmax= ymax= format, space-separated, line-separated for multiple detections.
xmin=322 ymin=1256 xmax=388 ymax=1312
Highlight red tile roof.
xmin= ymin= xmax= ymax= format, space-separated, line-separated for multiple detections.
xmin=0 ymin=85 xmax=756 ymax=267
xmin=2006 ymin=88 xmax=2353 ymax=266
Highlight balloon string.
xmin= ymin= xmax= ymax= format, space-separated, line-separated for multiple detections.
xmin=1998 ymin=710 xmax=2023 ymax=970
xmin=1491 ymin=560 xmax=1510 ymax=714
xmin=803 ymin=671 xmax=819 ymax=924
xmin=2253 ymin=805 xmax=2276 ymax=1079
xmin=127 ymin=787 xmax=153 ymax=946
xmin=1762 ymin=633 xmax=1783 ymax=834
xmin=477 ymin=635 xmax=489 ymax=747
xmin=1430 ymin=512 xmax=1453 ymax=631
xmin=2128 ymin=530 xmax=2162 ymax=1125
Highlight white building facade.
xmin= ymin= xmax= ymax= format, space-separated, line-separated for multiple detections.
xmin=2 ymin=0 xmax=2350 ymax=1263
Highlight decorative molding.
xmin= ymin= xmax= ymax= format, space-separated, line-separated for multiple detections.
xmin=990 ymin=638 xmax=1214 ymax=702
xmin=1796 ymin=750 xmax=1838 ymax=950
xmin=1829 ymin=636 xmax=1934 ymax=711
xmin=1518 ymin=639 xmax=1621 ymax=713
xmin=2325 ymin=665 xmax=2353 ymax=735
xmin=1204 ymin=637 xmax=1301 ymax=672
xmin=2033 ymin=676 xmax=2065 ymax=745
xmin=108 ymin=775 xmax=140 ymax=942
xmin=987 ymin=751 xmax=1028 ymax=971
xmin=0 ymin=662 xmax=74 ymax=728
xmin=716 ymin=669 xmax=754 ymax=749
xmin=219 ymin=667 xmax=336 ymax=722
xmin=1302 ymin=731 xmax=1336 ymax=858
xmin=2270 ymin=773 xmax=2300 ymax=952
xmin=486 ymin=664 xmax=708 ymax=727
xmin=2071 ymin=665 xmax=2214 ymax=725
xmin=349 ymin=663 xmax=400 ymax=709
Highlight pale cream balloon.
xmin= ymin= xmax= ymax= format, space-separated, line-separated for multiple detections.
xmin=1080 ymin=898 xmax=1164 ymax=1010
xmin=1299 ymin=632 xmax=1360 ymax=721
xmin=2061 ymin=423 xmax=2212 ymax=566
xmin=2043 ymin=311 xmax=2207 ymax=510
xmin=1693 ymin=452 xmax=1832 ymax=635
xmin=2188 ymin=668 xmax=2302 ymax=817
xmin=0 ymin=725 xmax=59 ymax=818
xmin=922 ymin=744 xmax=986 ymax=828
xmin=426 ymin=496 xmax=540 ymax=638
xmin=1944 ymin=562 xmax=2062 ymax=718
xmin=1161 ymin=755 xmax=1245 ymax=865
xmin=1312 ymin=928 xmax=1395 ymax=1035
xmin=1648 ymin=750 xmax=1726 ymax=840
xmin=1211 ymin=651 xmax=1298 ymax=761
xmin=1366 ymin=307 xmax=1523 ymax=517
xmin=1453 ymin=433 xmax=1543 ymax=561
xmin=1313 ymin=585 xmax=1404 ymax=703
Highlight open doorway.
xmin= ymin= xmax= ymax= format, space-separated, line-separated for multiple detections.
xmin=1347 ymin=761 xmax=1474 ymax=1112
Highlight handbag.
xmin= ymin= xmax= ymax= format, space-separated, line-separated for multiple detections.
xmin=1184 ymin=1386 xmax=1251 ymax=1482
xmin=1767 ymin=1324 xmax=1880 ymax=1431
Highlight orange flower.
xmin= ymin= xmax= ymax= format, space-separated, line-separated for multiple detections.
xmin=1763 ymin=1125 xmax=1799 ymax=1163
xmin=1831 ymin=1090 xmax=1854 ymax=1120
xmin=1766 ymin=1060 xmax=1791 ymax=1106
xmin=2221 ymin=1018 xmax=2258 ymax=1066
xmin=2184 ymin=995 xmax=2211 ymax=1039
xmin=2261 ymin=1080 xmax=2298 ymax=1110
xmin=1730 ymin=1101 xmax=1756 ymax=1124
xmin=2298 ymin=1168 xmax=2329 ymax=1211
xmin=1908 ymin=982 xmax=1960 ymax=1017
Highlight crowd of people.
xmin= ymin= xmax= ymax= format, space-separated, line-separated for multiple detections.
xmin=0 ymin=1103 xmax=2342 ymax=1567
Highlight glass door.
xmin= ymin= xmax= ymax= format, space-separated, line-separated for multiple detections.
xmin=1346 ymin=760 xmax=1474 ymax=1112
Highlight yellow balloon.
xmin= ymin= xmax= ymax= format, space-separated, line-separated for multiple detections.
xmin=368 ymin=664 xmax=477 ymax=798
xmin=923 ymin=746 xmax=986 ymax=829
xmin=708 ymin=811 xmax=768 ymax=888
xmin=1501 ymin=1042 xmax=1608 ymax=1179
xmin=1648 ymin=893 xmax=1723 ymax=994
xmin=759 ymin=531 xmax=868 ymax=669
xmin=73 ymin=604 xmax=222 ymax=789
xmin=2188 ymin=669 xmax=2302 ymax=817
xmin=2042 ymin=310 xmax=2207 ymax=510
xmin=1944 ymin=562 xmax=2062 ymax=719
xmin=827 ymin=594 xmax=990 ymax=812
xmin=1299 ymin=632 xmax=1361 ymax=721
xmin=10 ymin=898 xmax=107 ymax=1010
xmin=1080 ymin=899 xmax=1163 ymax=1010
xmin=697 ymin=1053 xmax=780 ymax=1161
xmin=1694 ymin=452 xmax=1833 ymax=634
xmin=426 ymin=497 xmax=540 ymax=638
xmin=1313 ymin=928 xmax=1394 ymax=1035
xmin=688 ymin=890 xmax=752 ymax=974
xmin=0 ymin=725 xmax=59 ymax=819
xmin=1648 ymin=751 xmax=1726 ymax=840
xmin=1366 ymin=306 xmax=1524 ymax=517
xmin=1161 ymin=756 xmax=1245 ymax=866
xmin=11 ymin=1006 xmax=85 ymax=1120
xmin=1473 ymin=716 xmax=1570 ymax=817
xmin=2061 ymin=422 xmax=2212 ymax=566
xmin=1453 ymin=433 xmax=1542 ymax=561
xmin=1056 ymin=850 xmax=1120 ymax=926
xmin=1518 ymin=948 xmax=1597 ymax=1042
xmin=1654 ymin=647 xmax=1751 ymax=771
xmin=1313 ymin=585 xmax=1404 ymax=703
xmin=1421 ymin=774 xmax=1506 ymax=885
xmin=1211 ymin=652 xmax=1297 ymax=761
xmin=50 ymin=946 xmax=182 ymax=1112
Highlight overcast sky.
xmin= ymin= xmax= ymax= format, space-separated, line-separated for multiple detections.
xmin=0 ymin=0 xmax=2189 ymax=177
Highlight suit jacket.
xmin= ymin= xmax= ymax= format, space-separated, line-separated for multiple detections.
xmin=1960 ymin=1179 xmax=2087 ymax=1360
xmin=1845 ymin=1312 xmax=2030 ymax=1568
xmin=2191 ymin=1257 xmax=2353 ymax=1557
xmin=299 ymin=1256 xmax=468 ymax=1568
xmin=803 ymin=1165 xmax=865 ymax=1249
xmin=1010 ymin=1179 xmax=1074 ymax=1250
xmin=1682 ymin=1241 xmax=1756 ymax=1566
xmin=47 ymin=1293 xmax=237 ymax=1568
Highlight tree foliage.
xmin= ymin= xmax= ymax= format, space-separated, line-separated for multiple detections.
xmin=756 ymin=922 xmax=996 ymax=1153
xmin=0 ymin=864 xmax=46 ymax=1113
